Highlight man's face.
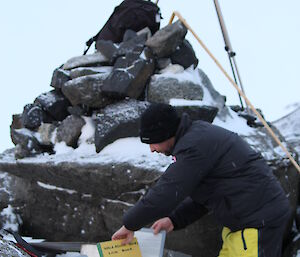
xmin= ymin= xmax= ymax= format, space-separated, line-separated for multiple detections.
xmin=149 ymin=137 xmax=175 ymax=156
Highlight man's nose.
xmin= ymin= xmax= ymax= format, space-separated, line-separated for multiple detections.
xmin=150 ymin=145 xmax=156 ymax=152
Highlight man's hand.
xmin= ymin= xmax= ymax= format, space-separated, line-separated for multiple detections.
xmin=151 ymin=217 xmax=174 ymax=234
xmin=112 ymin=225 xmax=134 ymax=245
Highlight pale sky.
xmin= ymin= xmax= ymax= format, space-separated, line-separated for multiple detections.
xmin=1 ymin=1 xmax=299 ymax=153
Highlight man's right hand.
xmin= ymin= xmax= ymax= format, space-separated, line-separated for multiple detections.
xmin=151 ymin=217 xmax=174 ymax=234
xmin=112 ymin=225 xmax=134 ymax=245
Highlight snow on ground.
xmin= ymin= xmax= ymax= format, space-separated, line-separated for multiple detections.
xmin=3 ymin=137 xmax=172 ymax=173
xmin=0 ymin=101 xmax=281 ymax=169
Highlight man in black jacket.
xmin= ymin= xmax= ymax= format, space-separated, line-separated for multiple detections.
xmin=112 ymin=103 xmax=290 ymax=257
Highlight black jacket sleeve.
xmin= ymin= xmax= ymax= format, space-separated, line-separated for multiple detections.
xmin=168 ymin=197 xmax=208 ymax=230
xmin=123 ymin=148 xmax=211 ymax=231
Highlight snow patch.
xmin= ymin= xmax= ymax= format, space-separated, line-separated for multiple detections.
xmin=213 ymin=108 xmax=255 ymax=136
xmin=37 ymin=181 xmax=77 ymax=194
xmin=0 ymin=204 xmax=20 ymax=232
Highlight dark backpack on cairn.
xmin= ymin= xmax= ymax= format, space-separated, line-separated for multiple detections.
xmin=84 ymin=0 xmax=161 ymax=54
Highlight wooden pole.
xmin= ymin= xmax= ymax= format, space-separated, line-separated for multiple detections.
xmin=169 ymin=11 xmax=300 ymax=173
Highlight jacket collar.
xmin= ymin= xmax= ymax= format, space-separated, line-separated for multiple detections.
xmin=171 ymin=113 xmax=192 ymax=154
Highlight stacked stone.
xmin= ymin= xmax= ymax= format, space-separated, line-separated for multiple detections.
xmin=10 ymin=21 xmax=221 ymax=159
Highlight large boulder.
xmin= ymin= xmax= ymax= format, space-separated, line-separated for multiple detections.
xmin=145 ymin=20 xmax=187 ymax=58
xmin=62 ymin=73 xmax=113 ymax=108
xmin=94 ymin=100 xmax=149 ymax=152
xmin=0 ymin=153 xmax=164 ymax=242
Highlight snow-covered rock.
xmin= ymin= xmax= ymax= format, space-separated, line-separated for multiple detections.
xmin=0 ymin=238 xmax=30 ymax=257
xmin=273 ymin=106 xmax=300 ymax=157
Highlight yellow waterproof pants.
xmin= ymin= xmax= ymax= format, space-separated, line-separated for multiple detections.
xmin=218 ymin=227 xmax=258 ymax=257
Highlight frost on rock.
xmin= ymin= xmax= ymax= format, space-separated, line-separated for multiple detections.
xmin=62 ymin=52 xmax=108 ymax=70
xmin=62 ymin=73 xmax=112 ymax=108
xmin=0 ymin=238 xmax=30 ymax=257
xmin=94 ymin=99 xmax=150 ymax=152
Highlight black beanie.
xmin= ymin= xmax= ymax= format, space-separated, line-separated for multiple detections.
xmin=139 ymin=103 xmax=180 ymax=144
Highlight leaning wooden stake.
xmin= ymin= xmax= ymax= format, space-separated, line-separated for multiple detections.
xmin=169 ymin=11 xmax=300 ymax=173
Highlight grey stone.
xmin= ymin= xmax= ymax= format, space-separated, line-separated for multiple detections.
xmin=156 ymin=58 xmax=172 ymax=70
xmin=18 ymin=182 xmax=109 ymax=242
xmin=0 ymin=157 xmax=161 ymax=242
xmin=14 ymin=144 xmax=32 ymax=159
xmin=10 ymin=128 xmax=45 ymax=159
xmin=62 ymin=52 xmax=109 ymax=70
xmin=111 ymin=33 xmax=147 ymax=63
xmin=56 ymin=115 xmax=86 ymax=147
xmin=123 ymin=29 xmax=137 ymax=42
xmin=113 ymin=53 xmax=140 ymax=70
xmin=62 ymin=73 xmax=113 ymax=108
xmin=136 ymin=27 xmax=152 ymax=40
xmin=50 ymin=67 xmax=71 ymax=89
xmin=102 ymin=58 xmax=155 ymax=99
xmin=145 ymin=20 xmax=187 ymax=58
xmin=0 ymin=170 xmax=28 ymax=231
xmin=96 ymin=40 xmax=118 ymax=61
xmin=147 ymin=76 xmax=203 ymax=104
xmin=10 ymin=114 xmax=23 ymax=142
xmin=37 ymin=123 xmax=56 ymax=146
xmin=94 ymin=99 xmax=149 ymax=152
xmin=67 ymin=105 xmax=86 ymax=116
xmin=35 ymin=90 xmax=70 ymax=121
xmin=101 ymin=198 xmax=133 ymax=236
xmin=11 ymin=128 xmax=41 ymax=152
xmin=170 ymin=39 xmax=198 ymax=69
xmin=175 ymin=105 xmax=219 ymax=123
xmin=69 ymin=66 xmax=113 ymax=79
xmin=21 ymin=104 xmax=43 ymax=129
